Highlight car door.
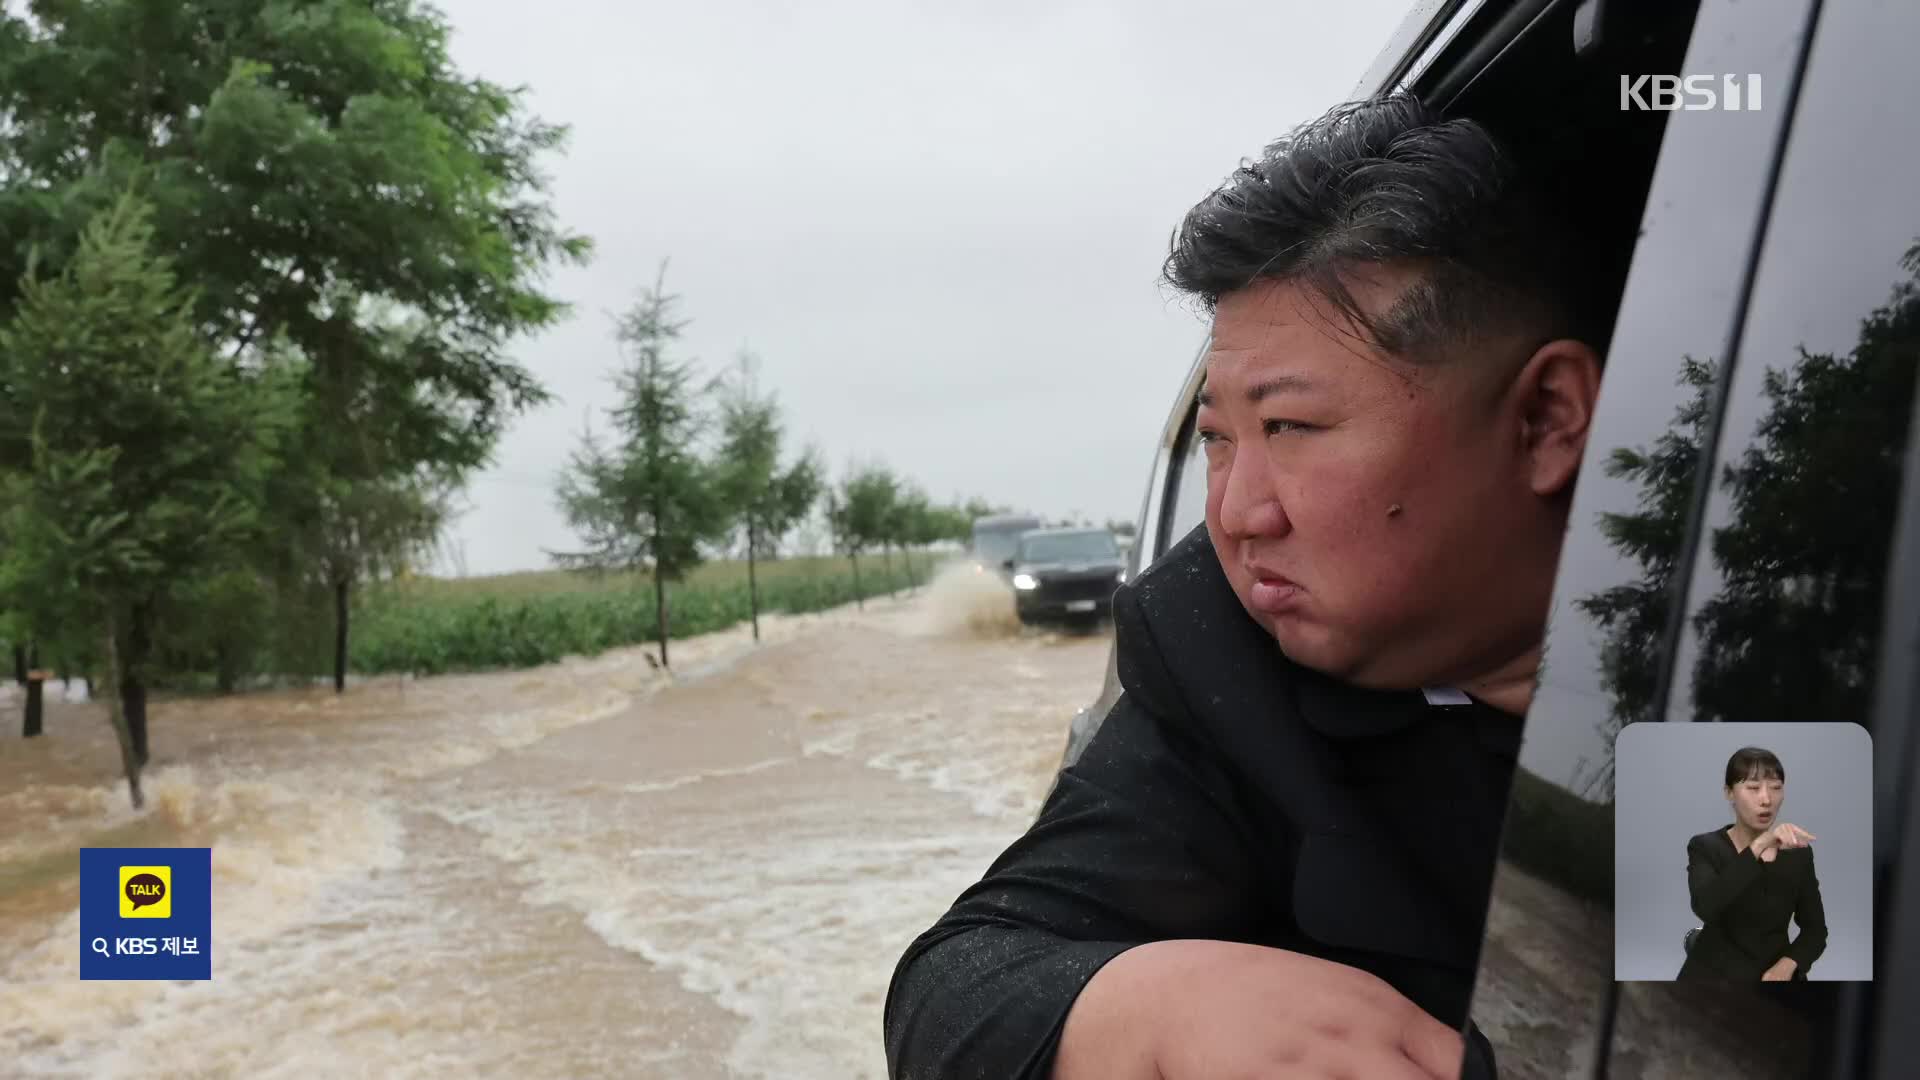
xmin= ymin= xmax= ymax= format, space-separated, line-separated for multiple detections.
xmin=1592 ymin=0 xmax=1920 ymax=1074
xmin=1466 ymin=0 xmax=1920 ymax=1076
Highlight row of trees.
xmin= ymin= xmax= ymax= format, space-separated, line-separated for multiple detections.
xmin=551 ymin=267 xmax=1003 ymax=667
xmin=0 ymin=3 xmax=1030 ymax=809
xmin=0 ymin=1 xmax=589 ymax=807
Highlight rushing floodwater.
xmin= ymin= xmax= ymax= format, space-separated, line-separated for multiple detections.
xmin=0 ymin=566 xmax=1109 ymax=1079
xmin=3 ymin=563 xmax=1795 ymax=1080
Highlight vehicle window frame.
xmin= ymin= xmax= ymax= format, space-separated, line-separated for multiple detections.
xmin=1866 ymin=353 xmax=1919 ymax=1072
xmin=1352 ymin=0 xmax=1482 ymax=100
xmin=1147 ymin=339 xmax=1210 ymax=563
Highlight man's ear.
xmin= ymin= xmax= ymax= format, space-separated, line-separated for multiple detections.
xmin=1514 ymin=339 xmax=1602 ymax=497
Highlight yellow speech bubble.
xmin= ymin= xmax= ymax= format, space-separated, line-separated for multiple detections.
xmin=119 ymin=865 xmax=172 ymax=919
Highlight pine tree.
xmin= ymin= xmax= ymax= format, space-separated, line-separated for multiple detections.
xmin=711 ymin=351 xmax=823 ymax=642
xmin=0 ymin=195 xmax=297 ymax=806
xmin=551 ymin=265 xmax=723 ymax=670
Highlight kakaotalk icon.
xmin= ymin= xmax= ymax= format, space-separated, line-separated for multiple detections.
xmin=119 ymin=865 xmax=172 ymax=919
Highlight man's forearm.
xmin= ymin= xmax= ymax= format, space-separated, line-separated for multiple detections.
xmin=886 ymin=925 xmax=1134 ymax=1080
xmin=1051 ymin=945 xmax=1160 ymax=1080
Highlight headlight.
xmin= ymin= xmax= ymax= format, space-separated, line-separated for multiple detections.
xmin=1117 ymin=570 xmax=1127 ymax=583
xmin=1012 ymin=573 xmax=1038 ymax=590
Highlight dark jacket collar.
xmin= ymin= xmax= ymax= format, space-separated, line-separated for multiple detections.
xmin=1132 ymin=524 xmax=1493 ymax=738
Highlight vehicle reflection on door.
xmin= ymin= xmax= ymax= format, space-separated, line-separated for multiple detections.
xmin=1463 ymin=0 xmax=1818 ymax=1075
xmin=1599 ymin=0 xmax=1920 ymax=1072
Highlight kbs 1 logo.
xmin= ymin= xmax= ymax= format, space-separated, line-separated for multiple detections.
xmin=1620 ymin=74 xmax=1762 ymax=111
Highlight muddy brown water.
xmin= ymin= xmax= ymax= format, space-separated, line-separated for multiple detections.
xmin=1 ymin=567 xmax=1108 ymax=1079
xmin=1 ymin=564 xmax=1777 ymax=1079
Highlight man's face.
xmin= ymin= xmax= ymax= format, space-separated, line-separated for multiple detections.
xmin=1197 ymin=271 xmax=1580 ymax=689
xmin=1727 ymin=772 xmax=1784 ymax=832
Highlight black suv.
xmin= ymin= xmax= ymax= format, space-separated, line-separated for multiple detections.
xmin=1056 ymin=0 xmax=1919 ymax=1076
xmin=1004 ymin=527 xmax=1126 ymax=627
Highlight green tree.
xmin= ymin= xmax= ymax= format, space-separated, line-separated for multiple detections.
xmin=0 ymin=196 xmax=297 ymax=806
xmin=936 ymin=502 xmax=975 ymax=544
xmin=833 ymin=464 xmax=899 ymax=606
xmin=961 ymin=496 xmax=998 ymax=525
xmin=821 ymin=490 xmax=849 ymax=588
xmin=315 ymin=470 xmax=453 ymax=689
xmin=710 ymin=351 xmax=823 ymax=642
xmin=0 ymin=0 xmax=590 ymax=687
xmin=0 ymin=467 xmax=68 ymax=736
xmin=0 ymin=1 xmax=589 ymax=360
xmin=2 ymin=541 xmax=113 ymax=734
xmin=162 ymin=566 xmax=274 ymax=695
xmin=1 ymin=607 xmax=47 ymax=738
xmin=886 ymin=483 xmax=935 ymax=591
xmin=293 ymin=302 xmax=472 ymax=691
xmin=550 ymin=268 xmax=722 ymax=670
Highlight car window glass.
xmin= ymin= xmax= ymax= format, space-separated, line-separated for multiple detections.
xmin=1665 ymin=0 xmax=1919 ymax=746
xmin=1612 ymin=0 xmax=1920 ymax=1073
xmin=1465 ymin=0 xmax=1817 ymax=1075
xmin=1019 ymin=531 xmax=1119 ymax=563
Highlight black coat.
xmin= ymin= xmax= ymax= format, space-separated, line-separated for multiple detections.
xmin=884 ymin=526 xmax=1520 ymax=1079
xmin=1677 ymin=825 xmax=1828 ymax=981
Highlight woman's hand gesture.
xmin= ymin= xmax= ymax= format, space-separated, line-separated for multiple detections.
xmin=1752 ymin=822 xmax=1815 ymax=862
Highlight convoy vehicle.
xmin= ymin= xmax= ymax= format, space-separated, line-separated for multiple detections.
xmin=967 ymin=513 xmax=1043 ymax=579
xmin=1002 ymin=527 xmax=1126 ymax=628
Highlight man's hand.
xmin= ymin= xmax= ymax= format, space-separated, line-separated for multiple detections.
xmin=1054 ymin=939 xmax=1466 ymax=1080
xmin=1762 ymin=957 xmax=1798 ymax=982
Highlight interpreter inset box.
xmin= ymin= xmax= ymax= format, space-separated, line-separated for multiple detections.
xmin=1613 ymin=723 xmax=1871 ymax=981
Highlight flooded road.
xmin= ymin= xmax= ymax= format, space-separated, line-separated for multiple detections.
xmin=0 ymin=568 xmax=1109 ymax=1079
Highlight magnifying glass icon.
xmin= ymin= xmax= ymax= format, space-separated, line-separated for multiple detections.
xmin=90 ymin=937 xmax=109 ymax=957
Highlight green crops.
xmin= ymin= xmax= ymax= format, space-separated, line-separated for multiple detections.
xmin=350 ymin=557 xmax=926 ymax=675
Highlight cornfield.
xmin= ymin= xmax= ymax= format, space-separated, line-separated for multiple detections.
xmin=351 ymin=554 xmax=938 ymax=675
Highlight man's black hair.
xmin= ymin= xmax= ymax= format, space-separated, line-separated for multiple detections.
xmin=1162 ymin=94 xmax=1605 ymax=365
xmin=1725 ymin=746 xmax=1786 ymax=788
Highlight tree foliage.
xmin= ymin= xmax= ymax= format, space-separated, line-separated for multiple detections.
xmin=1578 ymin=245 xmax=1920 ymax=798
xmin=710 ymin=351 xmax=823 ymax=558
xmin=0 ymin=194 xmax=298 ymax=804
xmin=710 ymin=350 xmax=823 ymax=639
xmin=0 ymin=0 xmax=591 ymax=695
xmin=551 ymin=267 xmax=724 ymax=668
xmin=0 ymin=0 xmax=590 ymax=383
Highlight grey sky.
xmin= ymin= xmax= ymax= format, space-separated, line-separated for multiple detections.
xmin=434 ymin=0 xmax=1414 ymax=575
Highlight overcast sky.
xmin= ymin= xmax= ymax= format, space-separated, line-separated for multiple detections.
xmin=433 ymin=0 xmax=1414 ymax=575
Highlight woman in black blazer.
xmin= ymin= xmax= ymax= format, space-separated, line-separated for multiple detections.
xmin=1678 ymin=746 xmax=1828 ymax=981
